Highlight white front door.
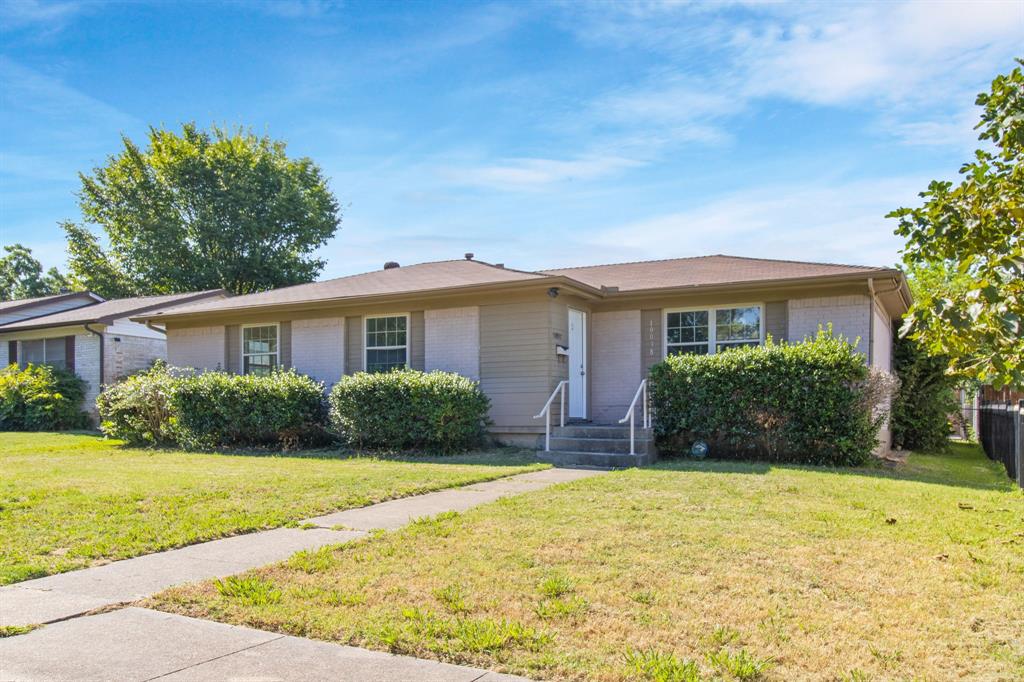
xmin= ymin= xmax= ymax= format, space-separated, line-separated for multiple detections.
xmin=568 ymin=308 xmax=587 ymax=419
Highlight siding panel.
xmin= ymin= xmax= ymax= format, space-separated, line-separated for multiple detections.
xmin=591 ymin=310 xmax=642 ymax=422
xmin=224 ymin=325 xmax=240 ymax=374
xmin=640 ymin=309 xmax=662 ymax=373
xmin=765 ymin=301 xmax=788 ymax=343
xmin=479 ymin=299 xmax=557 ymax=430
xmin=279 ymin=321 xmax=292 ymax=369
xmin=410 ymin=311 xmax=425 ymax=371
xmin=345 ymin=316 xmax=362 ymax=374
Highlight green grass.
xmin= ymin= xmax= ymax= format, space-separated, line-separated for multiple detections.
xmin=150 ymin=443 xmax=1024 ymax=680
xmin=0 ymin=432 xmax=545 ymax=584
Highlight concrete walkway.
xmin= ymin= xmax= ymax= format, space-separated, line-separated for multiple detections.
xmin=1 ymin=607 xmax=528 ymax=681
xmin=1 ymin=467 xmax=603 ymax=680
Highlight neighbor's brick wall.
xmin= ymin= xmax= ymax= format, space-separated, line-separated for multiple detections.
xmin=425 ymin=306 xmax=480 ymax=380
xmin=788 ymin=295 xmax=871 ymax=355
xmin=167 ymin=326 xmax=225 ymax=371
xmin=105 ymin=334 xmax=166 ymax=383
xmin=591 ymin=309 xmax=642 ymax=422
xmin=291 ymin=317 xmax=345 ymax=386
xmin=75 ymin=333 xmax=102 ymax=416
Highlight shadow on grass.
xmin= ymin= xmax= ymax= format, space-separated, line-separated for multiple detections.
xmin=651 ymin=442 xmax=1019 ymax=493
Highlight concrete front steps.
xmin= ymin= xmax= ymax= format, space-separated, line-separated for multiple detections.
xmin=537 ymin=423 xmax=656 ymax=468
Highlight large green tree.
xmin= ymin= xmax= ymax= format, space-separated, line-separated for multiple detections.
xmin=64 ymin=124 xmax=341 ymax=297
xmin=888 ymin=60 xmax=1024 ymax=389
xmin=0 ymin=244 xmax=72 ymax=301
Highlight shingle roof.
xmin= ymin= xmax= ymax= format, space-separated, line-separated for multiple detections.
xmin=0 ymin=290 xmax=225 ymax=331
xmin=541 ymin=255 xmax=892 ymax=292
xmin=0 ymin=291 xmax=101 ymax=313
xmin=141 ymin=260 xmax=546 ymax=317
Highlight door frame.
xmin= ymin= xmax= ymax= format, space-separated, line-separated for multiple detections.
xmin=567 ymin=307 xmax=587 ymax=419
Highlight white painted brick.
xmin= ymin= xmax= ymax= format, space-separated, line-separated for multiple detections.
xmin=292 ymin=317 xmax=345 ymax=387
xmin=591 ymin=310 xmax=642 ymax=423
xmin=75 ymin=333 xmax=102 ymax=417
xmin=871 ymin=303 xmax=893 ymax=372
xmin=425 ymin=307 xmax=480 ymax=380
xmin=167 ymin=326 xmax=225 ymax=371
xmin=105 ymin=334 xmax=166 ymax=382
xmin=788 ymin=295 xmax=871 ymax=354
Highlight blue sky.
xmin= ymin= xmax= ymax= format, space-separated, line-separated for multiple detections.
xmin=1 ymin=0 xmax=1021 ymax=279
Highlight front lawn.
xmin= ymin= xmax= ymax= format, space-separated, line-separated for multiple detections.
xmin=151 ymin=443 xmax=1024 ymax=681
xmin=0 ymin=433 xmax=545 ymax=585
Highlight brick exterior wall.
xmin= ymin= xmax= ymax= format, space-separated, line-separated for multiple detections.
xmin=105 ymin=334 xmax=166 ymax=383
xmin=788 ymin=295 xmax=871 ymax=356
xmin=167 ymin=326 xmax=225 ymax=371
xmin=74 ymin=333 xmax=102 ymax=417
xmin=591 ymin=309 xmax=642 ymax=423
xmin=424 ymin=307 xmax=480 ymax=380
xmin=291 ymin=317 xmax=345 ymax=386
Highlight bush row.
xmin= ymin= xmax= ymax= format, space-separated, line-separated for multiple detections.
xmin=97 ymin=363 xmax=490 ymax=453
xmin=649 ymin=330 xmax=897 ymax=466
xmin=0 ymin=364 xmax=90 ymax=431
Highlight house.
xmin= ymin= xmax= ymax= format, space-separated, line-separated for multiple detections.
xmin=1 ymin=290 xmax=226 ymax=414
xmin=133 ymin=254 xmax=911 ymax=462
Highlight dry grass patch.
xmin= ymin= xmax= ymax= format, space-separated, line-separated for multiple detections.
xmin=149 ymin=443 xmax=1024 ymax=680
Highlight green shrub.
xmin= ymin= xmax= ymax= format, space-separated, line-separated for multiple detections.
xmin=97 ymin=361 xmax=179 ymax=445
xmin=171 ymin=369 xmax=328 ymax=450
xmin=0 ymin=363 xmax=89 ymax=431
xmin=328 ymin=369 xmax=490 ymax=453
xmin=649 ymin=330 xmax=895 ymax=466
xmin=890 ymin=336 xmax=959 ymax=451
xmin=96 ymin=365 xmax=328 ymax=450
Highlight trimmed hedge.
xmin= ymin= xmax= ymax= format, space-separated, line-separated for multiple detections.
xmin=96 ymin=361 xmax=181 ymax=446
xmin=172 ymin=370 xmax=327 ymax=450
xmin=0 ymin=363 xmax=89 ymax=431
xmin=328 ymin=369 xmax=490 ymax=453
xmin=98 ymin=364 xmax=328 ymax=450
xmin=649 ymin=330 xmax=896 ymax=466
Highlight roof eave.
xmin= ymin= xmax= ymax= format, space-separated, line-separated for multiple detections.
xmin=599 ymin=269 xmax=904 ymax=301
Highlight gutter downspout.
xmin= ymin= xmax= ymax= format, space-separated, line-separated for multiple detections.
xmin=867 ymin=278 xmax=875 ymax=366
xmin=83 ymin=323 xmax=104 ymax=388
xmin=145 ymin=322 xmax=166 ymax=336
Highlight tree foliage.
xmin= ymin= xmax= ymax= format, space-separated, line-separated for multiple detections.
xmin=888 ymin=60 xmax=1024 ymax=389
xmin=0 ymin=244 xmax=71 ymax=301
xmin=890 ymin=336 xmax=959 ymax=452
xmin=64 ymin=124 xmax=341 ymax=297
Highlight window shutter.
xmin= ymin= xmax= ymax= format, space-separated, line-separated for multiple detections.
xmin=7 ymin=340 xmax=16 ymax=366
xmin=65 ymin=335 xmax=76 ymax=373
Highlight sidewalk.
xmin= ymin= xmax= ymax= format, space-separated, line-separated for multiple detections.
xmin=1 ymin=467 xmax=603 ymax=680
xmin=1 ymin=607 xmax=528 ymax=681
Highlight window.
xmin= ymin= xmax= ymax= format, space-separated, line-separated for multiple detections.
xmin=365 ymin=315 xmax=407 ymax=373
xmin=20 ymin=338 xmax=66 ymax=370
xmin=242 ymin=325 xmax=278 ymax=375
xmin=666 ymin=305 xmax=762 ymax=356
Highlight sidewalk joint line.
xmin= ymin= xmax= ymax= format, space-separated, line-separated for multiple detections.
xmin=142 ymin=631 xmax=287 ymax=681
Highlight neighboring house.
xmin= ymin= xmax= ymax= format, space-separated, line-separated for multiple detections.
xmin=1 ymin=290 xmax=226 ymax=415
xmin=134 ymin=254 xmax=911 ymax=459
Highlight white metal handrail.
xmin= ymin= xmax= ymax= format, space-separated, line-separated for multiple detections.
xmin=618 ymin=379 xmax=650 ymax=455
xmin=533 ymin=380 xmax=568 ymax=452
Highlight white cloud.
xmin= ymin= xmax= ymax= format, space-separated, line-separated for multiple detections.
xmin=0 ymin=0 xmax=85 ymax=32
xmin=578 ymin=176 xmax=931 ymax=268
xmin=441 ymin=154 xmax=642 ymax=190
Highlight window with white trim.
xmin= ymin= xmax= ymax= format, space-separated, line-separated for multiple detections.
xmin=666 ymin=305 xmax=762 ymax=356
xmin=242 ymin=325 xmax=278 ymax=375
xmin=20 ymin=338 xmax=67 ymax=370
xmin=365 ymin=315 xmax=407 ymax=373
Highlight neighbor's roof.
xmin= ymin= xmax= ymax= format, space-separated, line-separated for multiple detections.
xmin=139 ymin=260 xmax=547 ymax=318
xmin=0 ymin=291 xmax=103 ymax=314
xmin=133 ymin=254 xmax=903 ymax=323
xmin=541 ymin=255 xmax=894 ymax=292
xmin=0 ymin=290 xmax=226 ymax=332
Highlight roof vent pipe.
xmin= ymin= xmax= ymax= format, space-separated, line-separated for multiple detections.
xmin=383 ymin=261 xmax=400 ymax=270
xmin=464 ymin=252 xmax=474 ymax=260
